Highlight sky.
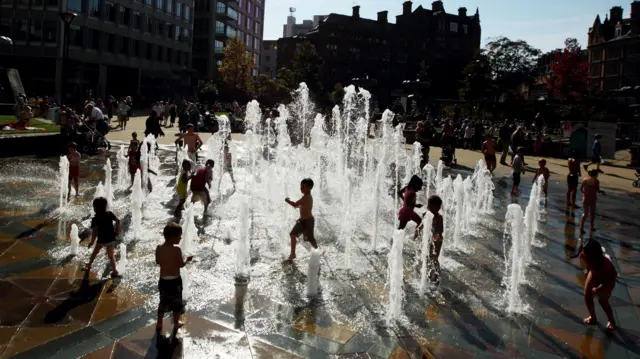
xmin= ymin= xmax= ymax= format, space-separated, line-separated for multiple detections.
xmin=263 ymin=0 xmax=628 ymax=52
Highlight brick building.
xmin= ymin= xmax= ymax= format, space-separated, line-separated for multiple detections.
xmin=277 ymin=1 xmax=481 ymax=107
xmin=0 ymin=0 xmax=194 ymax=104
xmin=588 ymin=2 xmax=640 ymax=91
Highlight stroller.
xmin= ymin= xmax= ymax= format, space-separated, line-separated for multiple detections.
xmin=73 ymin=115 xmax=111 ymax=155
xmin=633 ymin=169 xmax=640 ymax=188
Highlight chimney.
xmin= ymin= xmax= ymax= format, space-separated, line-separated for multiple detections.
xmin=458 ymin=7 xmax=467 ymax=17
xmin=377 ymin=11 xmax=388 ymax=23
xmin=352 ymin=5 xmax=360 ymax=19
xmin=402 ymin=1 xmax=412 ymax=15
xmin=633 ymin=1 xmax=640 ymax=19
xmin=432 ymin=1 xmax=444 ymax=12
xmin=610 ymin=6 xmax=623 ymax=23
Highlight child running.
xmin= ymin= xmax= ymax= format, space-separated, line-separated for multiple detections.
xmin=580 ymin=169 xmax=606 ymax=234
xmin=86 ymin=197 xmax=121 ymax=277
xmin=580 ymin=240 xmax=617 ymax=331
xmin=533 ymin=159 xmax=550 ymax=204
xmin=175 ymin=124 xmax=203 ymax=164
xmin=511 ymin=147 xmax=525 ymax=196
xmin=127 ymin=142 xmax=141 ymax=185
xmin=285 ymin=178 xmax=317 ymax=261
xmin=130 ymin=132 xmax=140 ymax=149
xmin=480 ymin=134 xmax=497 ymax=174
xmin=397 ymin=175 xmax=424 ymax=238
xmin=174 ymin=160 xmax=192 ymax=216
xmin=67 ymin=142 xmax=81 ymax=200
xmin=190 ymin=159 xmax=214 ymax=215
xmin=223 ymin=139 xmax=236 ymax=188
xmin=427 ymin=195 xmax=444 ymax=285
xmin=155 ymin=222 xmax=193 ymax=335
xmin=566 ymin=149 xmax=581 ymax=210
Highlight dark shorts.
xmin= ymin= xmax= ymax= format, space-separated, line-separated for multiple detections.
xmin=291 ymin=217 xmax=315 ymax=242
xmin=96 ymin=238 xmax=116 ymax=247
xmin=592 ymin=155 xmax=601 ymax=164
xmin=69 ymin=165 xmax=80 ymax=180
xmin=484 ymin=153 xmax=496 ymax=164
xmin=513 ymin=172 xmax=521 ymax=186
xmin=158 ymin=278 xmax=185 ymax=314
xmin=567 ymin=173 xmax=579 ymax=186
xmin=398 ymin=207 xmax=422 ymax=225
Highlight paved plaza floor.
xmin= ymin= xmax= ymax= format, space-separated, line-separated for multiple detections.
xmin=0 ymin=146 xmax=640 ymax=359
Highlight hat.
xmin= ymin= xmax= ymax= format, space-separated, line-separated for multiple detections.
xmin=186 ymin=123 xmax=195 ymax=128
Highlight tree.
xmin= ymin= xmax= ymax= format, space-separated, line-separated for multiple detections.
xmin=485 ymin=36 xmax=541 ymax=95
xmin=218 ymin=38 xmax=254 ymax=94
xmin=329 ymin=83 xmax=344 ymax=104
xmin=292 ymin=41 xmax=324 ymax=94
xmin=548 ymin=38 xmax=590 ymax=101
xmin=459 ymin=51 xmax=494 ymax=103
xmin=276 ymin=67 xmax=297 ymax=92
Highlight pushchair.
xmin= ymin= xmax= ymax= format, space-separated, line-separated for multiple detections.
xmin=633 ymin=169 xmax=640 ymax=188
xmin=73 ymin=115 xmax=111 ymax=155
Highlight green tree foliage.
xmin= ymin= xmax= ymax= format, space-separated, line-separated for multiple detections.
xmin=292 ymin=41 xmax=324 ymax=94
xmin=276 ymin=67 xmax=297 ymax=92
xmin=459 ymin=51 xmax=493 ymax=102
xmin=485 ymin=36 xmax=541 ymax=94
xmin=329 ymin=83 xmax=345 ymax=104
xmin=218 ymin=38 xmax=254 ymax=94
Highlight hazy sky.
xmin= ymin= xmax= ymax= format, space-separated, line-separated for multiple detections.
xmin=263 ymin=0 xmax=628 ymax=51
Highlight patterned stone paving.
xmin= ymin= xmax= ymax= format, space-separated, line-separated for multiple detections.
xmin=0 ymin=154 xmax=640 ymax=358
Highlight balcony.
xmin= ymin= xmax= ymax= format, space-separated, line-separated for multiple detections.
xmin=216 ymin=6 xmax=238 ymax=23
xmin=222 ymin=0 xmax=239 ymax=10
xmin=214 ymin=26 xmax=236 ymax=39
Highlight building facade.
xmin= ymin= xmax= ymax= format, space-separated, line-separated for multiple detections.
xmin=588 ymin=2 xmax=640 ymax=91
xmin=282 ymin=15 xmax=325 ymax=38
xmin=0 ymin=0 xmax=194 ymax=104
xmin=192 ymin=0 xmax=264 ymax=80
xmin=259 ymin=39 xmax=276 ymax=78
xmin=277 ymin=1 xmax=481 ymax=107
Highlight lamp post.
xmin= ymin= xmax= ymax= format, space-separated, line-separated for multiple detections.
xmin=58 ymin=11 xmax=76 ymax=106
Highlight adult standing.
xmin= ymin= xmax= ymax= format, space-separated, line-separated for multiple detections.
xmin=125 ymin=96 xmax=133 ymax=121
xmin=499 ymin=120 xmax=512 ymax=165
xmin=510 ymin=126 xmax=526 ymax=164
xmin=169 ymin=102 xmax=177 ymax=127
xmin=116 ymin=98 xmax=131 ymax=130
xmin=144 ymin=110 xmax=165 ymax=139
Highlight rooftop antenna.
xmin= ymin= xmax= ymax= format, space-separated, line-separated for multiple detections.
xmin=289 ymin=7 xmax=296 ymax=17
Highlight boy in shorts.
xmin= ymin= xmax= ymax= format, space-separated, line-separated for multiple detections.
xmin=67 ymin=142 xmax=81 ymax=200
xmin=511 ymin=147 xmax=525 ymax=196
xmin=480 ymin=134 xmax=497 ymax=174
xmin=190 ymin=159 xmax=214 ymax=215
xmin=155 ymin=222 xmax=193 ymax=335
xmin=285 ymin=178 xmax=317 ymax=260
xmin=427 ymin=195 xmax=444 ymax=285
xmin=86 ymin=197 xmax=121 ymax=277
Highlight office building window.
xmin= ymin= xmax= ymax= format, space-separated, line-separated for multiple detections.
xmin=146 ymin=43 xmax=153 ymax=59
xmin=67 ymin=0 xmax=82 ymax=11
xmin=43 ymin=20 xmax=57 ymax=43
xmin=158 ymin=46 xmax=163 ymax=61
xmin=174 ymin=25 xmax=180 ymax=40
xmin=245 ymin=34 xmax=251 ymax=49
xmin=215 ymin=21 xmax=224 ymax=33
xmin=167 ymin=0 xmax=172 ymax=14
xmin=121 ymin=36 xmax=129 ymax=54
xmin=253 ymin=38 xmax=259 ymax=50
xmin=143 ymin=0 xmax=151 ymax=5
xmin=106 ymin=33 xmax=115 ymax=52
xmin=168 ymin=23 xmax=174 ymax=38
xmin=29 ymin=19 xmax=42 ymax=42
xmin=69 ymin=25 xmax=84 ymax=46
xmin=146 ymin=15 xmax=153 ymax=33
xmin=183 ymin=28 xmax=190 ymax=42
xmin=185 ymin=6 xmax=191 ymax=20
xmin=255 ymin=6 xmax=260 ymax=18
xmin=216 ymin=2 xmax=224 ymax=13
xmin=247 ymin=1 xmax=251 ymax=14
xmin=167 ymin=48 xmax=172 ymax=63
xmin=449 ymin=22 xmax=458 ymax=32
xmin=134 ymin=40 xmax=141 ymax=56
xmin=89 ymin=0 xmax=102 ymax=18
xmin=215 ymin=39 xmax=224 ymax=53
xmin=106 ymin=2 xmax=116 ymax=22
xmin=175 ymin=2 xmax=181 ymax=17
xmin=157 ymin=21 xmax=164 ymax=36
xmin=156 ymin=0 xmax=163 ymax=10
xmin=90 ymin=29 xmax=101 ymax=50
xmin=253 ymin=21 xmax=259 ymax=34
xmin=12 ymin=20 xmax=27 ymax=41
xmin=122 ymin=7 xmax=131 ymax=25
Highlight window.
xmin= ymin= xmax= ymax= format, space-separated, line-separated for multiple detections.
xmin=106 ymin=33 xmax=115 ymax=52
xmin=158 ymin=46 xmax=163 ymax=61
xmin=265 ymin=55 xmax=270 ymax=61
xmin=43 ymin=20 xmax=57 ymax=43
xmin=255 ymin=6 xmax=259 ymax=18
xmin=174 ymin=25 xmax=180 ymax=40
xmin=89 ymin=0 xmax=102 ymax=18
xmin=158 ymin=21 xmax=165 ymax=36
xmin=67 ymin=0 xmax=82 ymax=11
xmin=247 ymin=2 xmax=251 ymax=15
xmin=167 ymin=48 xmax=172 ymax=63
xmin=606 ymin=47 xmax=621 ymax=60
xmin=167 ymin=0 xmax=172 ymax=14
xmin=156 ymin=0 xmax=163 ymax=10
xmin=143 ymin=0 xmax=151 ymax=5
xmin=12 ymin=20 xmax=27 ymax=41
xmin=463 ymin=24 xmax=468 ymax=34
xmin=120 ymin=36 xmax=129 ymax=54
xmin=228 ymin=7 xmax=238 ymax=21
xmin=215 ymin=39 xmax=224 ymax=53
xmin=90 ymin=29 xmax=101 ymax=50
xmin=168 ymin=23 xmax=174 ymax=38
xmin=29 ymin=19 xmax=42 ymax=42
xmin=227 ymin=26 xmax=236 ymax=38
xmin=146 ymin=15 xmax=153 ymax=33
xmin=253 ymin=37 xmax=258 ymax=50
xmin=133 ymin=12 xmax=141 ymax=30
xmin=605 ymin=63 xmax=619 ymax=76
xmin=183 ymin=28 xmax=190 ymax=42
xmin=254 ymin=22 xmax=260 ymax=35
xmin=146 ymin=42 xmax=153 ymax=59
xmin=245 ymin=33 xmax=251 ymax=49
xmin=122 ymin=7 xmax=131 ymax=25
xmin=69 ymin=25 xmax=84 ymax=46
xmin=134 ymin=40 xmax=141 ymax=56
xmin=616 ymin=24 xmax=622 ymax=38
xmin=175 ymin=2 xmax=182 ymax=17
xmin=106 ymin=2 xmax=116 ymax=22
xmin=215 ymin=21 xmax=224 ymax=33
xmin=185 ymin=6 xmax=191 ymax=20
xmin=450 ymin=22 xmax=458 ymax=32
xmin=591 ymin=49 xmax=602 ymax=61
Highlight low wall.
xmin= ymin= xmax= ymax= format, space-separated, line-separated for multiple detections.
xmin=0 ymin=132 xmax=61 ymax=157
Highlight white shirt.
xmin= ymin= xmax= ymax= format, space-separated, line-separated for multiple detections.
xmin=90 ymin=107 xmax=104 ymax=121
xmin=152 ymin=105 xmax=162 ymax=115
xmin=464 ymin=126 xmax=473 ymax=139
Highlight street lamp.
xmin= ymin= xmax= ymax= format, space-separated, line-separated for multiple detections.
xmin=58 ymin=11 xmax=76 ymax=106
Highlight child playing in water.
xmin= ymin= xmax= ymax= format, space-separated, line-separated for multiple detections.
xmin=480 ymin=134 xmax=497 ymax=174
xmin=174 ymin=160 xmax=192 ymax=217
xmin=397 ymin=175 xmax=424 ymax=238
xmin=130 ymin=131 xmax=140 ymax=149
xmin=175 ymin=124 xmax=203 ymax=164
xmin=580 ymin=169 xmax=606 ymax=234
xmin=427 ymin=195 xmax=444 ymax=285
xmin=285 ymin=178 xmax=317 ymax=261
xmin=223 ymin=139 xmax=236 ymax=187
xmin=566 ymin=149 xmax=581 ymax=210
xmin=86 ymin=197 xmax=121 ymax=277
xmin=580 ymin=240 xmax=617 ymax=331
xmin=67 ymin=142 xmax=81 ymax=200
xmin=511 ymin=147 xmax=525 ymax=196
xmin=127 ymin=142 xmax=141 ymax=185
xmin=190 ymin=159 xmax=214 ymax=215
xmin=155 ymin=222 xmax=193 ymax=335
xmin=533 ymin=159 xmax=550 ymax=204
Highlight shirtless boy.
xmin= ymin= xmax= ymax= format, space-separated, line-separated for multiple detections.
xmin=580 ymin=170 xmax=606 ymax=234
xmin=190 ymin=159 xmax=214 ymax=215
xmin=67 ymin=142 xmax=81 ymax=200
xmin=533 ymin=159 xmax=550 ymax=204
xmin=285 ymin=178 xmax=317 ymax=260
xmin=155 ymin=222 xmax=193 ymax=335
xmin=175 ymin=124 xmax=203 ymax=165
xmin=480 ymin=135 xmax=497 ymax=174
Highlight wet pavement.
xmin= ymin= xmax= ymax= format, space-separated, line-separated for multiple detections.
xmin=1 ymin=150 xmax=640 ymax=359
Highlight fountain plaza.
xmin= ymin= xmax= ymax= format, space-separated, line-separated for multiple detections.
xmin=0 ymin=85 xmax=640 ymax=359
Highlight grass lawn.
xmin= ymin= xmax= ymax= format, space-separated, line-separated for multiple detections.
xmin=0 ymin=115 xmax=60 ymax=135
